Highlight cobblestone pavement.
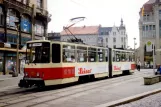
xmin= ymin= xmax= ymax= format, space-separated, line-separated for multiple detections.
xmin=0 ymin=69 xmax=159 ymax=107
xmin=116 ymin=92 xmax=161 ymax=107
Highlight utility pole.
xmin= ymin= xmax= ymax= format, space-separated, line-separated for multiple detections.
xmin=15 ymin=21 xmax=19 ymax=76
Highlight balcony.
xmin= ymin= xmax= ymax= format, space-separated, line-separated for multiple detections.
xmin=4 ymin=0 xmax=32 ymax=15
xmin=36 ymin=7 xmax=48 ymax=17
xmin=36 ymin=7 xmax=51 ymax=22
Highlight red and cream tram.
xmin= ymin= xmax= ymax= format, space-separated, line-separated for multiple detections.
xmin=19 ymin=40 xmax=136 ymax=88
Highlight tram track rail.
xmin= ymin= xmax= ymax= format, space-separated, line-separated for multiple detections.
xmin=0 ymin=71 xmax=151 ymax=107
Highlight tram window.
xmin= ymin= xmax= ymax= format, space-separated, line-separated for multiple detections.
xmin=52 ymin=44 xmax=61 ymax=63
xmin=116 ymin=51 xmax=121 ymax=62
xmin=132 ymin=53 xmax=134 ymax=61
xmin=121 ymin=52 xmax=126 ymax=61
xmin=105 ymin=49 xmax=108 ymax=62
xmin=88 ymin=47 xmax=97 ymax=62
xmin=98 ymin=48 xmax=105 ymax=62
xmin=129 ymin=53 xmax=132 ymax=62
xmin=113 ymin=50 xmax=116 ymax=62
xmin=77 ymin=46 xmax=87 ymax=62
xmin=126 ymin=52 xmax=130 ymax=62
xmin=63 ymin=45 xmax=76 ymax=63
xmin=27 ymin=42 xmax=50 ymax=63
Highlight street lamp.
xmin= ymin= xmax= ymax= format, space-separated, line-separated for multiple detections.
xmin=15 ymin=21 xmax=20 ymax=76
xmin=153 ymin=44 xmax=156 ymax=74
xmin=133 ymin=37 xmax=136 ymax=50
xmin=133 ymin=37 xmax=137 ymax=62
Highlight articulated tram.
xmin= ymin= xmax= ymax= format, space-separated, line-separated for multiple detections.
xmin=19 ymin=40 xmax=136 ymax=88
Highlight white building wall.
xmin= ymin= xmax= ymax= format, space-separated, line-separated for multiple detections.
xmin=101 ymin=26 xmax=127 ymax=49
xmin=61 ymin=34 xmax=98 ymax=46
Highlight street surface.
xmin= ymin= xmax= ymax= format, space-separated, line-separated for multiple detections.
xmin=0 ymin=69 xmax=160 ymax=107
xmin=117 ymin=92 xmax=161 ymax=107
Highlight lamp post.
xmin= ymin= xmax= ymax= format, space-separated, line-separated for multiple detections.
xmin=133 ymin=37 xmax=136 ymax=62
xmin=15 ymin=21 xmax=19 ymax=76
xmin=153 ymin=44 xmax=156 ymax=74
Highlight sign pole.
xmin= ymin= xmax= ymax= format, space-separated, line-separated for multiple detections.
xmin=153 ymin=44 xmax=155 ymax=75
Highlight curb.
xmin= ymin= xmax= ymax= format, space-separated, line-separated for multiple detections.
xmin=95 ymin=88 xmax=161 ymax=107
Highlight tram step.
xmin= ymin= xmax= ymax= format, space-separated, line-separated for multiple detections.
xmin=144 ymin=75 xmax=161 ymax=85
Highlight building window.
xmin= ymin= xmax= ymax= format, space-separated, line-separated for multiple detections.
xmin=146 ymin=25 xmax=148 ymax=31
xmin=22 ymin=0 xmax=27 ymax=4
xmin=113 ymin=45 xmax=116 ymax=49
xmin=159 ymin=10 xmax=161 ymax=20
xmin=106 ymin=32 xmax=109 ymax=35
xmin=7 ymin=9 xmax=19 ymax=29
xmin=121 ymin=37 xmax=123 ymax=42
xmin=149 ymin=25 xmax=152 ymax=30
xmin=101 ymin=32 xmax=103 ymax=35
xmin=143 ymin=26 xmax=145 ymax=31
xmin=143 ymin=15 xmax=146 ymax=21
xmin=21 ymin=14 xmax=31 ymax=33
xmin=122 ymin=45 xmax=123 ymax=48
xmin=37 ymin=0 xmax=42 ymax=8
xmin=106 ymin=38 xmax=108 ymax=42
xmin=121 ymin=32 xmax=123 ymax=35
xmin=147 ymin=14 xmax=149 ymax=21
xmin=35 ymin=20 xmax=44 ymax=36
xmin=153 ymin=25 xmax=155 ymax=30
xmin=113 ymin=32 xmax=116 ymax=35
xmin=113 ymin=38 xmax=116 ymax=42
xmin=0 ymin=6 xmax=4 ymax=26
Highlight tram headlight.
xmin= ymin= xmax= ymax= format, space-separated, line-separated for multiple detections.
xmin=36 ymin=72 xmax=40 ymax=77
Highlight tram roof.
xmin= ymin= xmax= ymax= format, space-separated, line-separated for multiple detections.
xmin=26 ymin=40 xmax=134 ymax=52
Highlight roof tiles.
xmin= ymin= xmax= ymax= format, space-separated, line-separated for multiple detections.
xmin=60 ymin=26 xmax=99 ymax=35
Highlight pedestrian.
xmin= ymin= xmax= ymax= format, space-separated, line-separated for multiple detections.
xmin=12 ymin=65 xmax=18 ymax=77
xmin=137 ymin=60 xmax=141 ymax=71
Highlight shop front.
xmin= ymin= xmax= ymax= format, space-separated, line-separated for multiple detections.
xmin=5 ymin=52 xmax=16 ymax=74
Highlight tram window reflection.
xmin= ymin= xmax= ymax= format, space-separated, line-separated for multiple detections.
xmin=105 ymin=49 xmax=108 ymax=62
xmin=98 ymin=48 xmax=105 ymax=62
xmin=116 ymin=51 xmax=121 ymax=62
xmin=63 ymin=45 xmax=76 ymax=63
xmin=88 ymin=47 xmax=97 ymax=62
xmin=113 ymin=50 xmax=115 ymax=62
xmin=77 ymin=46 xmax=87 ymax=62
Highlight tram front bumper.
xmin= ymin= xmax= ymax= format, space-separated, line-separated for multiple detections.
xmin=18 ymin=77 xmax=44 ymax=88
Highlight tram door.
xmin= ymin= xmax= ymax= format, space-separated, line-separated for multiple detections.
xmin=108 ymin=48 xmax=112 ymax=78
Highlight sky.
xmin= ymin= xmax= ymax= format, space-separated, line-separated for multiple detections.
xmin=47 ymin=0 xmax=149 ymax=49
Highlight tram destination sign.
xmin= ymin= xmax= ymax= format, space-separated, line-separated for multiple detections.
xmin=29 ymin=43 xmax=42 ymax=47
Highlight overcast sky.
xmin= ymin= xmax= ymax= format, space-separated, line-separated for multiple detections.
xmin=47 ymin=0 xmax=148 ymax=48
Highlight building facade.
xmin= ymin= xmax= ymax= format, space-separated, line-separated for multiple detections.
xmin=138 ymin=0 xmax=161 ymax=67
xmin=0 ymin=0 xmax=50 ymax=75
xmin=98 ymin=19 xmax=128 ymax=49
xmin=60 ymin=19 xmax=128 ymax=49
xmin=60 ymin=26 xmax=100 ymax=46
